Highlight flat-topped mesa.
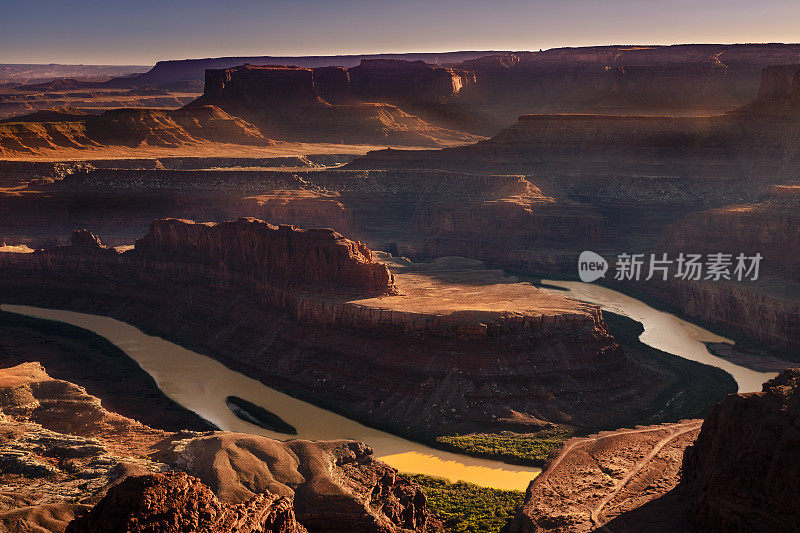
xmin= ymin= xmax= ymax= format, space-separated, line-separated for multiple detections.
xmin=200 ymin=60 xmax=474 ymax=108
xmin=133 ymin=218 xmax=396 ymax=296
xmin=757 ymin=64 xmax=800 ymax=101
xmin=348 ymin=59 xmax=476 ymax=103
xmin=202 ymin=65 xmax=324 ymax=106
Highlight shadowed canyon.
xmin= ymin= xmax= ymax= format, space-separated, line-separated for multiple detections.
xmin=1 ymin=40 xmax=798 ymax=533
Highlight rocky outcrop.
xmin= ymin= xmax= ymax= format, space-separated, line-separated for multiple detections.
xmin=65 ymin=472 xmax=305 ymax=533
xmin=0 ymin=219 xmax=687 ymax=436
xmin=681 ymin=368 xmax=800 ymax=532
xmin=188 ymin=64 xmax=482 ymax=146
xmin=155 ymin=433 xmax=437 ymax=532
xmin=513 ymin=369 xmax=800 ymax=533
xmin=348 ymin=59 xmax=475 ymax=103
xmin=203 ymin=65 xmax=323 ymax=107
xmin=0 ymin=362 xmax=440 ymax=533
xmin=0 ymin=106 xmax=272 ymax=156
xmin=512 ymin=420 xmax=703 ymax=533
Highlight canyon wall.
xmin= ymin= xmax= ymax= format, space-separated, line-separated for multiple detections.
xmin=681 ymin=369 xmax=800 ymax=532
xmin=188 ymin=63 xmax=482 ymax=146
xmin=349 ymin=62 xmax=800 ymax=177
xmin=0 ymin=219 xmax=683 ymax=436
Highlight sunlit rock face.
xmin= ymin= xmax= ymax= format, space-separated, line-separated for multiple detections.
xmin=0 ymin=218 xmax=678 ymax=437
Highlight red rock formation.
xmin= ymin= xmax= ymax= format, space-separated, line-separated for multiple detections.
xmin=203 ymin=65 xmax=323 ymax=107
xmin=681 ymin=368 xmax=800 ymax=532
xmin=65 ymin=472 xmax=305 ymax=533
xmin=348 ymin=59 xmax=475 ymax=103
xmin=188 ymin=64 xmax=482 ymax=146
xmin=133 ymin=218 xmax=395 ymax=296
xmin=0 ymin=219 xmax=667 ymax=436
xmin=155 ymin=434 xmax=439 ymax=533
xmin=312 ymin=66 xmax=355 ymax=104
xmin=0 ymin=106 xmax=272 ymax=156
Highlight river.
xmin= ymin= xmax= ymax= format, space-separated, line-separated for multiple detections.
xmin=539 ymin=280 xmax=778 ymax=393
xmin=1 ymin=303 xmax=540 ymax=491
xmin=1 ymin=282 xmax=778 ymax=490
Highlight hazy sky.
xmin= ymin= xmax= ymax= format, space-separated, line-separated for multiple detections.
xmin=2 ymin=0 xmax=800 ymax=65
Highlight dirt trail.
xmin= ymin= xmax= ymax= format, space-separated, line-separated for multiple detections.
xmin=589 ymin=421 xmax=703 ymax=531
xmin=527 ymin=420 xmax=703 ymax=531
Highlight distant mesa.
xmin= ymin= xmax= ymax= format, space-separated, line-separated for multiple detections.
xmin=349 ymin=63 xmax=800 ymax=178
xmin=186 ymin=61 xmax=483 ymax=146
xmin=0 ymin=105 xmax=273 ymax=156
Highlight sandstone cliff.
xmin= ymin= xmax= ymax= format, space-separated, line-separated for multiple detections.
xmin=681 ymin=368 xmax=800 ymax=532
xmin=0 ymin=219 xmax=685 ymax=436
xmin=187 ymin=64 xmax=482 ymax=146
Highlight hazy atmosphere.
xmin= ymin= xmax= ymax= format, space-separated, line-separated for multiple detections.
xmin=3 ymin=0 xmax=800 ymax=63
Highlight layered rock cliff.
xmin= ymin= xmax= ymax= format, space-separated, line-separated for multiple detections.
xmin=0 ymin=218 xmax=689 ymax=436
xmin=349 ymin=62 xmax=800 ymax=178
xmin=0 ymin=106 xmax=272 ymax=157
xmin=187 ymin=63 xmax=482 ymax=146
xmin=681 ymin=368 xmax=800 ymax=532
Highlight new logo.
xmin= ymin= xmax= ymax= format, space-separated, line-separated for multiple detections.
xmin=578 ymin=251 xmax=608 ymax=282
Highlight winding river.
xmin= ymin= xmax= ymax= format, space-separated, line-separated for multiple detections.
xmin=1 ymin=303 xmax=540 ymax=491
xmin=1 ymin=283 xmax=778 ymax=490
xmin=539 ymin=280 xmax=778 ymax=393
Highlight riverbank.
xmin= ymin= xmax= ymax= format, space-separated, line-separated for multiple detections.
xmin=1 ymin=303 xmax=542 ymax=490
xmin=428 ymin=311 xmax=736 ymax=468
xmin=0 ymin=309 xmax=214 ymax=432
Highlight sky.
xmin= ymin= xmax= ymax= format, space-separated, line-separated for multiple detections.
xmin=2 ymin=0 xmax=800 ymax=65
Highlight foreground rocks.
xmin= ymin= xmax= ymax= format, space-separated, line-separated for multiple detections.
xmin=65 ymin=472 xmax=305 ymax=533
xmin=0 ymin=362 xmax=440 ymax=533
xmin=681 ymin=369 xmax=800 ymax=532
xmin=514 ymin=368 xmax=800 ymax=533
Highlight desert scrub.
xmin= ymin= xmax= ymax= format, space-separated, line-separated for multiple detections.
xmin=406 ymin=474 xmax=524 ymax=533
xmin=435 ymin=425 xmax=575 ymax=466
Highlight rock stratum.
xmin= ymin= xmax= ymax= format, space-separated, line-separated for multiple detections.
xmin=680 ymin=368 xmax=800 ymax=532
xmin=350 ymin=65 xmax=800 ymax=178
xmin=512 ymin=367 xmax=800 ymax=533
xmin=0 ymin=105 xmax=272 ymax=157
xmin=0 ymin=362 xmax=440 ymax=533
xmin=187 ymin=63 xmax=482 ymax=146
xmin=0 ymin=218 xmax=702 ymax=437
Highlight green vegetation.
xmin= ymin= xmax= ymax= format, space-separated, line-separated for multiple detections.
xmin=406 ymin=474 xmax=524 ymax=533
xmin=435 ymin=425 xmax=574 ymax=467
